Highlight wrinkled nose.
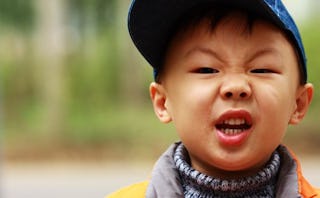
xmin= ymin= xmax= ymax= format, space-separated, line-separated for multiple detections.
xmin=220 ymin=75 xmax=252 ymax=100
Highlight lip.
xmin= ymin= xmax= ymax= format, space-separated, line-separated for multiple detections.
xmin=215 ymin=109 xmax=253 ymax=146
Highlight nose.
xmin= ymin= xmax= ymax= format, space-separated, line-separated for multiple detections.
xmin=220 ymin=75 xmax=252 ymax=100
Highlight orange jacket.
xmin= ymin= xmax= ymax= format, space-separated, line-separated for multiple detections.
xmin=288 ymin=147 xmax=320 ymax=198
xmin=107 ymin=144 xmax=320 ymax=198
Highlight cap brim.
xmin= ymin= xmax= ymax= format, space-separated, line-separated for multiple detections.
xmin=128 ymin=0 xmax=276 ymax=67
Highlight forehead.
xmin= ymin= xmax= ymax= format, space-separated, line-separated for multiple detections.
xmin=156 ymin=9 xmax=302 ymax=84
xmin=166 ymin=12 xmax=293 ymax=61
xmin=173 ymin=10 xmax=278 ymax=43
xmin=163 ymin=14 xmax=299 ymax=80
xmin=171 ymin=7 xmax=268 ymax=40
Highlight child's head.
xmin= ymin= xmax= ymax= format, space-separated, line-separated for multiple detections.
xmin=128 ymin=0 xmax=314 ymax=178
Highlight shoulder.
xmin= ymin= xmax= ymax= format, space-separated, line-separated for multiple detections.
xmin=315 ymin=188 xmax=320 ymax=197
xmin=299 ymin=176 xmax=320 ymax=198
xmin=278 ymin=146 xmax=320 ymax=197
xmin=106 ymin=181 xmax=149 ymax=198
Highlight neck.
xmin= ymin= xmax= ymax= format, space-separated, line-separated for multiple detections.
xmin=190 ymin=156 xmax=270 ymax=180
xmin=174 ymin=143 xmax=280 ymax=198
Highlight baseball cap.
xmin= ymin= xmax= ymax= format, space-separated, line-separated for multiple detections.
xmin=128 ymin=0 xmax=307 ymax=83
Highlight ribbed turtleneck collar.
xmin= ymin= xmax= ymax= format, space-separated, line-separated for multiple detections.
xmin=174 ymin=143 xmax=280 ymax=198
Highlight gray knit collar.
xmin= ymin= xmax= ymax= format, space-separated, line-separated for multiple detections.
xmin=174 ymin=143 xmax=281 ymax=198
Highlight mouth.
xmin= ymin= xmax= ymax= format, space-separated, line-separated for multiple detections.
xmin=215 ymin=110 xmax=253 ymax=146
xmin=215 ymin=118 xmax=252 ymax=136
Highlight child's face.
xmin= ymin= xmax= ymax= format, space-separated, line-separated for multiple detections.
xmin=150 ymin=13 xmax=313 ymax=178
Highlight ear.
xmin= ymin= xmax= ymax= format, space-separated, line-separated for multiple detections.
xmin=289 ymin=83 xmax=314 ymax=125
xmin=149 ymin=82 xmax=172 ymax=123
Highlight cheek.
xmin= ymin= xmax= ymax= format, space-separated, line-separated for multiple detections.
xmin=167 ymin=85 xmax=214 ymax=129
xmin=171 ymin=82 xmax=215 ymax=108
xmin=252 ymin=88 xmax=292 ymax=150
xmin=256 ymin=84 xmax=296 ymax=126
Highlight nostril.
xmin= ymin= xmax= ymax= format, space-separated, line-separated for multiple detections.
xmin=224 ymin=91 xmax=248 ymax=99
xmin=225 ymin=92 xmax=233 ymax=98
xmin=240 ymin=92 xmax=247 ymax=98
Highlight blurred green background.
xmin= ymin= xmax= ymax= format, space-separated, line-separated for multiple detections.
xmin=1 ymin=0 xmax=320 ymax=162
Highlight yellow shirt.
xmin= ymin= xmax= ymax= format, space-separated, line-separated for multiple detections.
xmin=107 ymin=181 xmax=148 ymax=198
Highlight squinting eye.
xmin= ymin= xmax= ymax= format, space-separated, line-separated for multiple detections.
xmin=194 ymin=67 xmax=219 ymax=74
xmin=251 ymin=69 xmax=274 ymax=73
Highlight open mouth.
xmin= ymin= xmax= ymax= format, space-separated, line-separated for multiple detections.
xmin=215 ymin=118 xmax=252 ymax=135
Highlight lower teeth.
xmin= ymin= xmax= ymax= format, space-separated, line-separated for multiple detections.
xmin=221 ymin=129 xmax=244 ymax=135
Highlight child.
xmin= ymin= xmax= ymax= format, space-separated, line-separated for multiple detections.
xmin=109 ymin=0 xmax=319 ymax=197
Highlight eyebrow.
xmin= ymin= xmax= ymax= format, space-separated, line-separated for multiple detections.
xmin=185 ymin=46 xmax=224 ymax=62
xmin=246 ymin=47 xmax=280 ymax=63
xmin=185 ymin=46 xmax=280 ymax=63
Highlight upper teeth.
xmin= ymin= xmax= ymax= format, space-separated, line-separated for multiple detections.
xmin=223 ymin=118 xmax=246 ymax=125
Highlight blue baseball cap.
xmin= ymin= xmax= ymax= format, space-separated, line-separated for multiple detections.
xmin=128 ymin=0 xmax=307 ymax=83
